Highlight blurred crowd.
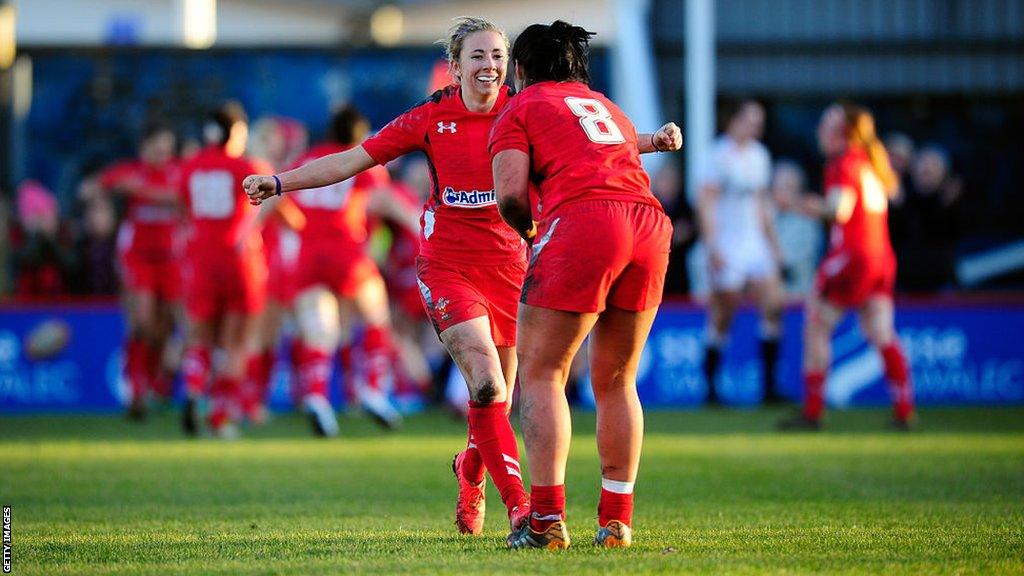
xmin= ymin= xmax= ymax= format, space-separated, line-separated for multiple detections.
xmin=0 ymin=107 xmax=981 ymax=301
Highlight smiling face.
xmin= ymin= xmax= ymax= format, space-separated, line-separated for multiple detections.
xmin=452 ymin=30 xmax=507 ymax=103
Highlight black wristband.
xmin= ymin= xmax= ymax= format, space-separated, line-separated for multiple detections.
xmin=272 ymin=175 xmax=282 ymax=196
xmin=651 ymin=133 xmax=666 ymax=153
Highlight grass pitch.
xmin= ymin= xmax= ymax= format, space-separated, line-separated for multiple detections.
xmin=2 ymin=407 xmax=1023 ymax=575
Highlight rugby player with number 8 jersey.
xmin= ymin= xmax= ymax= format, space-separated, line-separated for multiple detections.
xmin=491 ymin=20 xmax=681 ymax=550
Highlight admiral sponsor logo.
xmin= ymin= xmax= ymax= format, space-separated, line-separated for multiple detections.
xmin=442 ymin=187 xmax=496 ymax=208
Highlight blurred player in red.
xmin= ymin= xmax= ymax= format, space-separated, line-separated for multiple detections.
xmin=244 ymin=117 xmax=308 ymax=423
xmin=97 ymin=124 xmax=183 ymax=420
xmin=778 ymin=103 xmax=915 ymax=431
xmin=286 ymin=105 xmax=416 ymax=436
xmin=244 ymin=17 xmax=679 ymax=538
xmin=377 ymin=158 xmax=439 ymax=402
xmin=491 ymin=20 xmax=680 ymax=550
xmin=179 ymin=102 xmax=275 ymax=438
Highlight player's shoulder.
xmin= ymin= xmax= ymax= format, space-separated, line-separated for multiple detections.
xmin=836 ymin=149 xmax=867 ymax=175
xmin=411 ymin=84 xmax=457 ymax=112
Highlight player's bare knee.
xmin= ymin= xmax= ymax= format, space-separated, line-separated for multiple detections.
xmin=471 ymin=377 xmax=505 ymax=406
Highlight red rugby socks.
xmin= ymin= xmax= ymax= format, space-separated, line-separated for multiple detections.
xmin=598 ymin=478 xmax=635 ymax=527
xmin=468 ymin=401 xmax=528 ymax=515
xmin=361 ymin=325 xmax=396 ymax=393
xmin=244 ymin=349 xmax=275 ymax=411
xmin=182 ymin=345 xmax=211 ymax=397
xmin=460 ymin=429 xmax=486 ymax=484
xmin=881 ymin=342 xmax=914 ymax=421
xmin=125 ymin=337 xmax=150 ymax=401
xmin=803 ymin=371 xmax=826 ymax=421
xmin=297 ymin=344 xmax=331 ymax=399
xmin=529 ymin=484 xmax=565 ymax=532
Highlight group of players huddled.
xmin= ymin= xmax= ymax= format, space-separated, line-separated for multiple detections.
xmin=96 ymin=16 xmax=916 ymax=550
xmin=99 ymin=98 xmax=434 ymax=438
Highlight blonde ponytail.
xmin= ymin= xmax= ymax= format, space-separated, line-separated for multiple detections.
xmin=840 ymin=102 xmax=900 ymax=198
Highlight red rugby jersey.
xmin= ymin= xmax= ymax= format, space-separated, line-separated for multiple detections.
xmin=823 ymin=148 xmax=894 ymax=259
xmin=489 ymin=81 xmax=659 ymax=219
xmin=290 ymin=142 xmax=390 ymax=246
xmin=179 ymin=145 xmax=263 ymax=254
xmin=361 ymin=85 xmax=525 ymax=266
xmin=99 ymin=159 xmax=181 ymax=253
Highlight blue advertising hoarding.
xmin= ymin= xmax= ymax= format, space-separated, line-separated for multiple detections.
xmin=1 ymin=300 xmax=1022 ymax=414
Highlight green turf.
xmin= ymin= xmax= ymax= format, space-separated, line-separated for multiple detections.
xmin=2 ymin=407 xmax=1023 ymax=575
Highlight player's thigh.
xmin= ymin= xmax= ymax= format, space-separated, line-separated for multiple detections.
xmin=856 ymin=294 xmax=896 ymax=348
xmin=747 ymin=273 xmax=785 ymax=318
xmin=350 ymin=271 xmax=391 ymax=327
xmin=516 ymin=303 xmax=598 ymax=384
xmin=804 ymin=290 xmax=844 ymax=336
xmin=440 ymin=315 xmax=505 ymax=401
xmin=708 ymin=288 xmax=743 ymax=327
xmin=589 ymin=305 xmax=658 ymax=394
xmin=295 ymin=285 xmax=342 ymax=351
xmin=131 ymin=289 xmax=159 ymax=333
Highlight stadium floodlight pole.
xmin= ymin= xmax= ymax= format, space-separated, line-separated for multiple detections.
xmin=685 ymin=0 xmax=714 ymax=204
xmin=0 ymin=0 xmax=13 ymax=194
xmin=611 ymin=0 xmax=665 ymax=175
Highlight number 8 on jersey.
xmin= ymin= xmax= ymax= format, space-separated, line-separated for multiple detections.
xmin=565 ymin=97 xmax=625 ymax=144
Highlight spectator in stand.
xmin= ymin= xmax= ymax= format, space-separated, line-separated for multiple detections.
xmin=11 ymin=181 xmax=78 ymax=298
xmin=884 ymin=133 xmax=915 ymax=196
xmin=0 ymin=193 xmax=11 ymax=297
xmin=771 ymin=161 xmax=824 ymax=296
xmin=651 ymin=161 xmax=697 ymax=295
xmin=883 ymin=132 xmax=915 ymax=257
xmin=899 ymin=145 xmax=964 ymax=291
xmin=75 ymin=193 xmax=119 ymax=295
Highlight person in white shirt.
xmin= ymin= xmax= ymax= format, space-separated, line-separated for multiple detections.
xmin=697 ymin=99 xmax=785 ymax=405
xmin=772 ymin=160 xmax=824 ymax=296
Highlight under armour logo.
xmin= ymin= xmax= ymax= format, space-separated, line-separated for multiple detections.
xmin=437 ymin=121 xmax=457 ymax=134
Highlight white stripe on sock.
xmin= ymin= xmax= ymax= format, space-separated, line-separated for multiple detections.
xmin=601 ymin=478 xmax=635 ymax=494
xmin=505 ymin=466 xmax=522 ymax=479
xmin=502 ymin=454 xmax=520 ymax=468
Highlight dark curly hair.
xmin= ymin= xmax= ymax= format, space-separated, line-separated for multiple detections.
xmin=511 ymin=20 xmax=595 ymax=86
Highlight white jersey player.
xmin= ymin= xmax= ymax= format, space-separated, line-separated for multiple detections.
xmin=697 ymin=99 xmax=785 ymax=405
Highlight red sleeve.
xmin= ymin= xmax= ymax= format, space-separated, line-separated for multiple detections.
xmin=362 ymin=102 xmax=432 ymax=166
xmin=488 ymin=101 xmax=530 ymax=158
